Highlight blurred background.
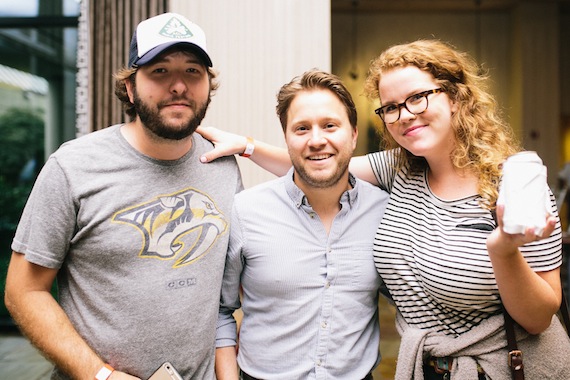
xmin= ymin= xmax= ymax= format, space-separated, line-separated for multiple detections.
xmin=0 ymin=1 xmax=568 ymax=378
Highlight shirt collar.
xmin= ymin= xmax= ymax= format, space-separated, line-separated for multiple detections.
xmin=284 ymin=167 xmax=359 ymax=210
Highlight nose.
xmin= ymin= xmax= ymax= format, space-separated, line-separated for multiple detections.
xmin=308 ymin=128 xmax=326 ymax=147
xmin=398 ymin=105 xmax=416 ymax=122
xmin=170 ymin=75 xmax=188 ymax=95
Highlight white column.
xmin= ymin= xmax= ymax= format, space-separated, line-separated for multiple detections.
xmin=170 ymin=0 xmax=331 ymax=188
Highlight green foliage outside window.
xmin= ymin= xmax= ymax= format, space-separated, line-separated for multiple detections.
xmin=0 ymin=107 xmax=44 ymax=321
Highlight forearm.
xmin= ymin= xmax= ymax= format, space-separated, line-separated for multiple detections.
xmin=348 ymin=155 xmax=379 ymax=186
xmin=487 ymin=206 xmax=561 ymax=334
xmin=7 ymin=287 xmax=108 ymax=379
xmin=489 ymin=248 xmax=561 ymax=334
xmin=196 ymin=126 xmax=292 ymax=176
xmin=4 ymin=253 xmax=130 ymax=379
xmin=215 ymin=346 xmax=239 ymax=380
xmin=247 ymin=139 xmax=290 ymax=177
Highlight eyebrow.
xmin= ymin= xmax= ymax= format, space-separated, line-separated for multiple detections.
xmin=382 ymin=88 xmax=429 ymax=105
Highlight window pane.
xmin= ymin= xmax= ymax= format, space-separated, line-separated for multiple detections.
xmin=0 ymin=3 xmax=77 ymax=321
xmin=0 ymin=0 xmax=39 ymax=17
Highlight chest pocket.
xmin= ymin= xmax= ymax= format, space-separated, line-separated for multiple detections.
xmin=334 ymin=244 xmax=380 ymax=290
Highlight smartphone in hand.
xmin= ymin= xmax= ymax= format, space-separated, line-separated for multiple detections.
xmin=148 ymin=362 xmax=183 ymax=380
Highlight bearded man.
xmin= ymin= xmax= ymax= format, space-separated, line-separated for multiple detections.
xmin=5 ymin=13 xmax=242 ymax=380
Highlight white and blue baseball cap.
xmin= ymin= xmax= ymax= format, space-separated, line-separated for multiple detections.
xmin=129 ymin=12 xmax=212 ymax=68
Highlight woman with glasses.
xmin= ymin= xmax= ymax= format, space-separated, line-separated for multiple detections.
xmin=356 ymin=39 xmax=568 ymax=380
xmin=198 ymin=39 xmax=570 ymax=379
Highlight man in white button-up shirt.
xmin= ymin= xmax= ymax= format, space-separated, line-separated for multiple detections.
xmin=215 ymin=69 xmax=389 ymax=380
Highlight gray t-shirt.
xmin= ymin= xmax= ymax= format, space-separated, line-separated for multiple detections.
xmin=12 ymin=124 xmax=242 ymax=379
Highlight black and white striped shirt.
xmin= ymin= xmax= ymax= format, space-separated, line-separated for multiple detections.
xmin=368 ymin=150 xmax=562 ymax=336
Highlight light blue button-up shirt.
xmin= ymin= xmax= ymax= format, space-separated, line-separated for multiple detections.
xmin=216 ymin=168 xmax=389 ymax=379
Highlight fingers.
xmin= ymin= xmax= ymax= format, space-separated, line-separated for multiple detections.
xmin=200 ymin=142 xmax=245 ymax=163
xmin=534 ymin=216 xmax=556 ymax=239
xmin=520 ymin=218 xmax=556 ymax=243
xmin=496 ymin=204 xmax=556 ymax=240
xmin=539 ymin=216 xmax=557 ymax=238
xmin=200 ymin=148 xmax=225 ymax=163
xmin=196 ymin=126 xmax=232 ymax=163
xmin=488 ymin=207 xmax=558 ymax=258
xmin=195 ymin=126 xmax=250 ymax=164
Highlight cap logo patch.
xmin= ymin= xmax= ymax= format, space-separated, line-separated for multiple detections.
xmin=159 ymin=17 xmax=194 ymax=39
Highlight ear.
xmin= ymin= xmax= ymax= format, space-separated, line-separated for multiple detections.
xmin=450 ymin=98 xmax=459 ymax=114
xmin=125 ymin=78 xmax=135 ymax=104
xmin=352 ymin=126 xmax=359 ymax=150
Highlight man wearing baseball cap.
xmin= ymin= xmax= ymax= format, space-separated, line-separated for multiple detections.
xmin=5 ymin=12 xmax=242 ymax=380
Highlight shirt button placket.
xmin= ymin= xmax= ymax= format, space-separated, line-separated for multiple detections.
xmin=315 ymin=246 xmax=334 ymax=379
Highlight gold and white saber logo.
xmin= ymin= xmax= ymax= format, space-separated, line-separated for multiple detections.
xmin=113 ymin=188 xmax=227 ymax=268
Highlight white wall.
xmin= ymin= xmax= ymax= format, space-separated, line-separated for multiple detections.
xmin=170 ymin=0 xmax=331 ymax=188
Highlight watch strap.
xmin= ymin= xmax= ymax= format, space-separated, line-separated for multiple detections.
xmin=239 ymin=136 xmax=255 ymax=158
xmin=95 ymin=363 xmax=114 ymax=380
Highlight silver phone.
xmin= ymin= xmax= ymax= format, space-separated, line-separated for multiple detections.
xmin=148 ymin=362 xmax=183 ymax=380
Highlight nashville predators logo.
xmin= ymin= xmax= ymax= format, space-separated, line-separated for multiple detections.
xmin=112 ymin=188 xmax=227 ymax=268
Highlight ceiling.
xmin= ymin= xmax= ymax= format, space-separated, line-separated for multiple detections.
xmin=331 ymin=0 xmax=570 ymax=13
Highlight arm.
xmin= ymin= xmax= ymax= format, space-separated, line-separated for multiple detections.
xmin=196 ymin=126 xmax=378 ymax=185
xmin=196 ymin=126 xmax=291 ymax=177
xmin=349 ymin=155 xmax=380 ymax=186
xmin=215 ymin=206 xmax=246 ymax=380
xmin=4 ymin=252 xmax=139 ymax=380
xmin=486 ymin=205 xmax=561 ymax=334
xmin=215 ymin=346 xmax=239 ymax=380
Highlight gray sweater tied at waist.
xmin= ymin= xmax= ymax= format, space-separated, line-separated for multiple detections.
xmin=394 ymin=312 xmax=570 ymax=380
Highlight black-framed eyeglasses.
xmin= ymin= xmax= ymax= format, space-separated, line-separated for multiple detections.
xmin=374 ymin=88 xmax=444 ymax=124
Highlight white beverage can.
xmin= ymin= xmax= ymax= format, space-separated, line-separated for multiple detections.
xmin=497 ymin=151 xmax=552 ymax=234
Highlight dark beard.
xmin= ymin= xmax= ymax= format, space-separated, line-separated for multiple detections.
xmin=132 ymin=90 xmax=210 ymax=141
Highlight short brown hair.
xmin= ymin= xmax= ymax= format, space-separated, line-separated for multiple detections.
xmin=276 ymin=69 xmax=357 ymax=131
